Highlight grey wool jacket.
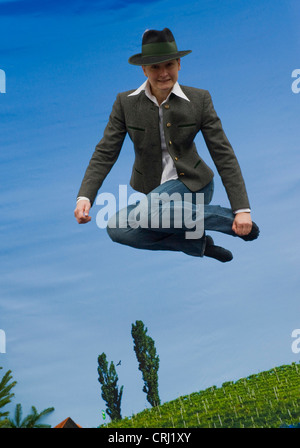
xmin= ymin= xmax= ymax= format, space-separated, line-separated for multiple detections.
xmin=77 ymin=85 xmax=250 ymax=212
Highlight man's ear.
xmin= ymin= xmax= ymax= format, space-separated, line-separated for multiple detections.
xmin=177 ymin=58 xmax=181 ymax=71
xmin=142 ymin=66 xmax=148 ymax=77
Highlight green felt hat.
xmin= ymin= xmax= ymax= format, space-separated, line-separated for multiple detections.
xmin=128 ymin=28 xmax=192 ymax=66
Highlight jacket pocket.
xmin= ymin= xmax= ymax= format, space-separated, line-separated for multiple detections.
xmin=177 ymin=123 xmax=197 ymax=128
xmin=127 ymin=126 xmax=146 ymax=146
xmin=127 ymin=125 xmax=145 ymax=132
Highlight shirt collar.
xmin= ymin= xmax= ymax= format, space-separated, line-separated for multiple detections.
xmin=128 ymin=80 xmax=190 ymax=105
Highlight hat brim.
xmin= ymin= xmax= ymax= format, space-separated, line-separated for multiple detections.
xmin=128 ymin=50 xmax=192 ymax=66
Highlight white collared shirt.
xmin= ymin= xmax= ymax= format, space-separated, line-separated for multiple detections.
xmin=128 ymin=80 xmax=190 ymax=185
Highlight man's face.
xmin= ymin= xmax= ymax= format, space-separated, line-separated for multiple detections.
xmin=142 ymin=59 xmax=181 ymax=96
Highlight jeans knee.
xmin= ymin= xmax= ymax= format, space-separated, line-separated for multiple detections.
xmin=106 ymin=222 xmax=119 ymax=242
xmin=106 ymin=221 xmax=131 ymax=245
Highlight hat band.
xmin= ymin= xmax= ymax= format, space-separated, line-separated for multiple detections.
xmin=142 ymin=41 xmax=178 ymax=57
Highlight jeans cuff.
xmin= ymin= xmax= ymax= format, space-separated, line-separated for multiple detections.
xmin=200 ymin=232 xmax=207 ymax=257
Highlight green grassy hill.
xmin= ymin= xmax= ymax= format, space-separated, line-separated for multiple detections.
xmin=101 ymin=361 xmax=300 ymax=428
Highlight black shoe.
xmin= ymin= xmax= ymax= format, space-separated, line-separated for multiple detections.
xmin=239 ymin=222 xmax=260 ymax=241
xmin=204 ymin=235 xmax=233 ymax=263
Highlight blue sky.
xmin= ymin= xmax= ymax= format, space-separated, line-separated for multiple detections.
xmin=0 ymin=0 xmax=300 ymax=428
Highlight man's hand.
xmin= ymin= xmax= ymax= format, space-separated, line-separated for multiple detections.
xmin=232 ymin=212 xmax=252 ymax=236
xmin=74 ymin=199 xmax=91 ymax=224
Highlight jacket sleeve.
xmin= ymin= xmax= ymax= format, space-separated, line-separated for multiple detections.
xmin=201 ymin=90 xmax=251 ymax=211
xmin=77 ymin=93 xmax=127 ymax=206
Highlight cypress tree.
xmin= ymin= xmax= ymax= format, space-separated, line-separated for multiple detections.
xmin=131 ymin=320 xmax=160 ymax=407
xmin=97 ymin=353 xmax=123 ymax=421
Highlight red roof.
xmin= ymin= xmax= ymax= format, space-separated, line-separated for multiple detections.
xmin=54 ymin=417 xmax=81 ymax=428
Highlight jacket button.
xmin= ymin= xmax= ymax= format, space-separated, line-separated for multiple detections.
xmin=179 ymin=172 xmax=185 ymax=176
xmin=169 ymin=140 xmax=172 ymax=145
xmin=166 ymin=122 xmax=171 ymax=127
xmin=164 ymin=104 xmax=170 ymax=109
xmin=174 ymin=156 xmax=178 ymax=161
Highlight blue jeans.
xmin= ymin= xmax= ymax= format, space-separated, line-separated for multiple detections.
xmin=107 ymin=179 xmax=236 ymax=257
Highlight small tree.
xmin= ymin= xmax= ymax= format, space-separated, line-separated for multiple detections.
xmin=5 ymin=403 xmax=54 ymax=428
xmin=97 ymin=353 xmax=123 ymax=421
xmin=0 ymin=367 xmax=17 ymax=427
xmin=131 ymin=320 xmax=160 ymax=407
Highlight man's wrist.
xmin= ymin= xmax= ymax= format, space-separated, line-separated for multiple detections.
xmin=234 ymin=208 xmax=251 ymax=214
xmin=77 ymin=196 xmax=91 ymax=204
